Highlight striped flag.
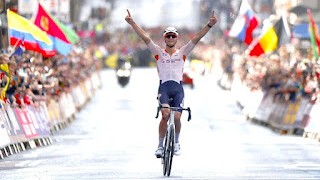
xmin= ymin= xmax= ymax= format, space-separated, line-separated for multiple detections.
xmin=7 ymin=9 xmax=55 ymax=57
xmin=247 ymin=15 xmax=291 ymax=57
xmin=307 ymin=9 xmax=320 ymax=59
xmin=228 ymin=0 xmax=259 ymax=45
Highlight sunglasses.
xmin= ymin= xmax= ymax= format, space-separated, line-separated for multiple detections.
xmin=165 ymin=34 xmax=177 ymax=39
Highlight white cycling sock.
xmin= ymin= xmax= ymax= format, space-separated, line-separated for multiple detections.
xmin=159 ymin=137 xmax=164 ymax=147
xmin=175 ymin=133 xmax=180 ymax=143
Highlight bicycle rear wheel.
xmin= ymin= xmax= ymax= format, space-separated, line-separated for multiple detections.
xmin=163 ymin=125 xmax=175 ymax=176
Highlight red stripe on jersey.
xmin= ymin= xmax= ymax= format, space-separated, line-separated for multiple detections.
xmin=155 ymin=55 xmax=159 ymax=60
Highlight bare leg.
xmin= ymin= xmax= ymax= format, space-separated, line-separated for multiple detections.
xmin=174 ymin=111 xmax=181 ymax=143
xmin=158 ymin=108 xmax=170 ymax=147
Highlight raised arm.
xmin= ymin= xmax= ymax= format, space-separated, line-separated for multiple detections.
xmin=191 ymin=11 xmax=218 ymax=44
xmin=125 ymin=9 xmax=151 ymax=44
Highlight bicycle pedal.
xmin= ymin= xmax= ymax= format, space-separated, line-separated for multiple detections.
xmin=155 ymin=152 xmax=163 ymax=158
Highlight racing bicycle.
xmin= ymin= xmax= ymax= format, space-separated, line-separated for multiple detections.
xmin=155 ymin=101 xmax=191 ymax=176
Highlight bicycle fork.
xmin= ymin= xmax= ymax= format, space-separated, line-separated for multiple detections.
xmin=162 ymin=111 xmax=176 ymax=162
xmin=163 ymin=110 xmax=176 ymax=146
xmin=167 ymin=110 xmax=176 ymax=145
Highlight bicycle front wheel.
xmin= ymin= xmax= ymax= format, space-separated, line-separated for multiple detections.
xmin=163 ymin=125 xmax=175 ymax=176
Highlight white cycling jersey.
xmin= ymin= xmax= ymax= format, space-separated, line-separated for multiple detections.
xmin=147 ymin=40 xmax=196 ymax=84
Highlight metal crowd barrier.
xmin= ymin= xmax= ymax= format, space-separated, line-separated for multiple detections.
xmin=229 ymin=74 xmax=316 ymax=138
xmin=0 ymin=72 xmax=102 ymax=159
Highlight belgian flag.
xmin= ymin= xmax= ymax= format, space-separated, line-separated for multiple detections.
xmin=247 ymin=16 xmax=291 ymax=57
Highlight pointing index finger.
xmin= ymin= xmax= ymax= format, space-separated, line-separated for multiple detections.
xmin=212 ymin=10 xmax=215 ymax=17
xmin=127 ymin=9 xmax=131 ymax=17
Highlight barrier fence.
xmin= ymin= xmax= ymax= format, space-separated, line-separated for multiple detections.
xmin=0 ymin=71 xmax=102 ymax=159
xmin=228 ymin=74 xmax=320 ymax=141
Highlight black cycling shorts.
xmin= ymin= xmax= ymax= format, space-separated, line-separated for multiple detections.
xmin=158 ymin=80 xmax=184 ymax=112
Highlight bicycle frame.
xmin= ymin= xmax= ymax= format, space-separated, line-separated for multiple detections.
xmin=155 ymin=104 xmax=191 ymax=176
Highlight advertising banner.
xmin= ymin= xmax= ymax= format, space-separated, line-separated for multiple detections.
xmin=283 ymin=100 xmax=301 ymax=130
xmin=26 ymin=106 xmax=50 ymax=137
xmin=293 ymin=98 xmax=310 ymax=129
xmin=254 ymin=93 xmax=274 ymax=122
xmin=3 ymin=104 xmax=25 ymax=142
xmin=47 ymin=99 xmax=61 ymax=127
xmin=0 ymin=110 xmax=10 ymax=147
xmin=13 ymin=108 xmax=38 ymax=139
xmin=268 ymin=102 xmax=288 ymax=129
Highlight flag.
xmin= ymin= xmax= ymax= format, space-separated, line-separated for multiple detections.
xmin=34 ymin=3 xmax=72 ymax=56
xmin=7 ymin=9 xmax=55 ymax=57
xmin=0 ymin=63 xmax=10 ymax=78
xmin=13 ymin=46 xmax=25 ymax=56
xmin=307 ymin=9 xmax=320 ymax=59
xmin=247 ymin=16 xmax=291 ymax=57
xmin=228 ymin=0 xmax=259 ymax=45
xmin=52 ymin=16 xmax=79 ymax=44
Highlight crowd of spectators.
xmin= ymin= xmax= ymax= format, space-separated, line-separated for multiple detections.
xmin=221 ymin=39 xmax=320 ymax=105
xmin=0 ymin=43 xmax=103 ymax=109
xmin=94 ymin=26 xmax=222 ymax=68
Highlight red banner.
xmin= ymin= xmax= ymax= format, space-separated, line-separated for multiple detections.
xmin=13 ymin=107 xmax=38 ymax=139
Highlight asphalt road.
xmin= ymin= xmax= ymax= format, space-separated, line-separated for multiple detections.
xmin=1 ymin=68 xmax=320 ymax=179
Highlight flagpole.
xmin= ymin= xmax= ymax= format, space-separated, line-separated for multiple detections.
xmin=8 ymin=38 xmax=21 ymax=57
xmin=8 ymin=32 xmax=25 ymax=58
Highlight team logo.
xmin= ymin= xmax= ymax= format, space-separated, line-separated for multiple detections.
xmin=171 ymin=58 xmax=180 ymax=63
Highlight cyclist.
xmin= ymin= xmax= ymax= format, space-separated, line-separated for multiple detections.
xmin=125 ymin=9 xmax=217 ymax=157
